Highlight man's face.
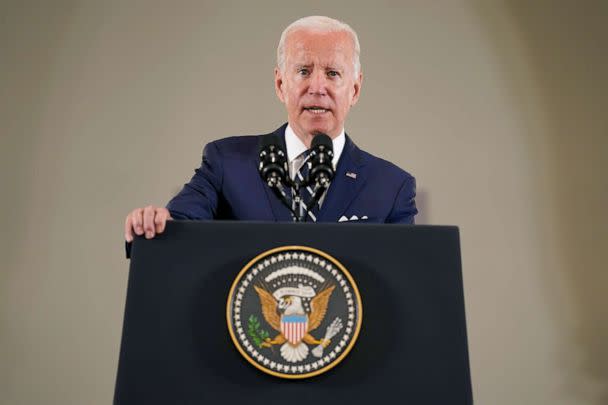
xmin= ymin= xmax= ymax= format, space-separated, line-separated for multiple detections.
xmin=275 ymin=29 xmax=362 ymax=144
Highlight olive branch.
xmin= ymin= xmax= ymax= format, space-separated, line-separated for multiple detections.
xmin=247 ymin=315 xmax=270 ymax=348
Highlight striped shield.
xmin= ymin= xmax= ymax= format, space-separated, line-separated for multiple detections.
xmin=281 ymin=315 xmax=308 ymax=345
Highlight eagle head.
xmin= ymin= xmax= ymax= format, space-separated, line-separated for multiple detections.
xmin=278 ymin=295 xmax=305 ymax=316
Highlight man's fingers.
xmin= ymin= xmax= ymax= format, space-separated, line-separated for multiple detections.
xmin=142 ymin=206 xmax=157 ymax=239
xmin=125 ymin=206 xmax=170 ymax=241
xmin=131 ymin=208 xmax=144 ymax=236
xmin=125 ymin=208 xmax=144 ymax=242
xmin=154 ymin=208 xmax=171 ymax=234
xmin=124 ymin=214 xmax=134 ymax=242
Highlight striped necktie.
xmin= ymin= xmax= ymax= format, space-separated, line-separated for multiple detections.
xmin=292 ymin=150 xmax=318 ymax=222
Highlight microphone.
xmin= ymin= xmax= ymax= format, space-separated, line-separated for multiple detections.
xmin=258 ymin=135 xmax=288 ymax=187
xmin=258 ymin=135 xmax=300 ymax=221
xmin=299 ymin=133 xmax=334 ymax=221
xmin=308 ymin=133 xmax=335 ymax=188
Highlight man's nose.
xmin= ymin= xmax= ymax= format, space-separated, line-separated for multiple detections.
xmin=308 ymin=70 xmax=328 ymax=96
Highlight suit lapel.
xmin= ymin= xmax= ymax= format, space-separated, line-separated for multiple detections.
xmin=260 ymin=178 xmax=293 ymax=221
xmin=317 ymin=135 xmax=367 ymax=222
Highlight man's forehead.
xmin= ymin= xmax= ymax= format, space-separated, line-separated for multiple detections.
xmin=285 ymin=29 xmax=354 ymax=62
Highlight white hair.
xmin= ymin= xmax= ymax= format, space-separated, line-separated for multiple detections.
xmin=277 ymin=16 xmax=361 ymax=79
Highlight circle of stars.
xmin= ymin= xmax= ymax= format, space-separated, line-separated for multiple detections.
xmin=231 ymin=250 xmax=360 ymax=375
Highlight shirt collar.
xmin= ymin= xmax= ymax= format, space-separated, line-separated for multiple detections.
xmin=284 ymin=124 xmax=345 ymax=169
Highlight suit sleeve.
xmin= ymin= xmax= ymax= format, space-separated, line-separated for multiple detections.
xmin=386 ymin=175 xmax=418 ymax=224
xmin=166 ymin=141 xmax=224 ymax=220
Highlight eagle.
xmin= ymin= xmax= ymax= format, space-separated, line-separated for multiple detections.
xmin=253 ymin=284 xmax=335 ymax=362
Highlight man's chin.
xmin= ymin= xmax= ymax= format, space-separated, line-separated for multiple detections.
xmin=302 ymin=123 xmax=335 ymax=137
xmin=290 ymin=118 xmax=339 ymax=139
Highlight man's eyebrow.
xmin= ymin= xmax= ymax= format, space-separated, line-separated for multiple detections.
xmin=292 ymin=64 xmax=344 ymax=72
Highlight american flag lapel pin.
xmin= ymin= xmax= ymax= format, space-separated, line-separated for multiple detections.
xmin=346 ymin=171 xmax=357 ymax=179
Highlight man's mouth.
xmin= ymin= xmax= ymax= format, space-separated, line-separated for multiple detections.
xmin=303 ymin=106 xmax=330 ymax=114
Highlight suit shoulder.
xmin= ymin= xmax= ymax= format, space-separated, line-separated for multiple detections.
xmin=204 ymin=135 xmax=259 ymax=158
xmin=209 ymin=135 xmax=259 ymax=150
xmin=358 ymin=148 xmax=415 ymax=181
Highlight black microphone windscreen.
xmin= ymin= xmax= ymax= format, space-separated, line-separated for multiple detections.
xmin=311 ymin=133 xmax=333 ymax=151
xmin=258 ymin=134 xmax=282 ymax=151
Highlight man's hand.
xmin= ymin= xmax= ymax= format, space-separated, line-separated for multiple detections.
xmin=125 ymin=206 xmax=172 ymax=242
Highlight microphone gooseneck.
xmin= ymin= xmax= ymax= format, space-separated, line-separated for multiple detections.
xmin=258 ymin=135 xmax=298 ymax=219
xmin=298 ymin=133 xmax=335 ymax=222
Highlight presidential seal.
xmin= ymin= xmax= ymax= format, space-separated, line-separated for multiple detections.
xmin=226 ymin=246 xmax=362 ymax=379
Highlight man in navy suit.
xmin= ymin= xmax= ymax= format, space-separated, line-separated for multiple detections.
xmin=125 ymin=16 xmax=417 ymax=242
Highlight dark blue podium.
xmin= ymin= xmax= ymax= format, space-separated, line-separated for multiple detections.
xmin=114 ymin=221 xmax=472 ymax=404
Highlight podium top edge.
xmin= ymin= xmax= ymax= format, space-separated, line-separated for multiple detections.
xmin=164 ymin=220 xmax=459 ymax=231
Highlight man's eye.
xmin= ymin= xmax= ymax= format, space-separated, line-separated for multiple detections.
xmin=298 ymin=68 xmax=309 ymax=75
xmin=327 ymin=71 xmax=340 ymax=77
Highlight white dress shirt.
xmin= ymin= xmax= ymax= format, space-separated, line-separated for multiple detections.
xmin=284 ymin=124 xmax=345 ymax=180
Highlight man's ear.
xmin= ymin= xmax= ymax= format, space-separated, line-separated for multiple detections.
xmin=350 ymin=71 xmax=363 ymax=106
xmin=274 ymin=67 xmax=285 ymax=103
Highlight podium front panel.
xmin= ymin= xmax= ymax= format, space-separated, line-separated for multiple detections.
xmin=114 ymin=221 xmax=472 ymax=404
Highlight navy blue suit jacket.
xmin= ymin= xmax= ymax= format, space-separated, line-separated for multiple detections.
xmin=166 ymin=124 xmax=417 ymax=223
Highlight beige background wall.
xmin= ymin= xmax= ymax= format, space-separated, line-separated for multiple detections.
xmin=1 ymin=1 xmax=606 ymax=404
